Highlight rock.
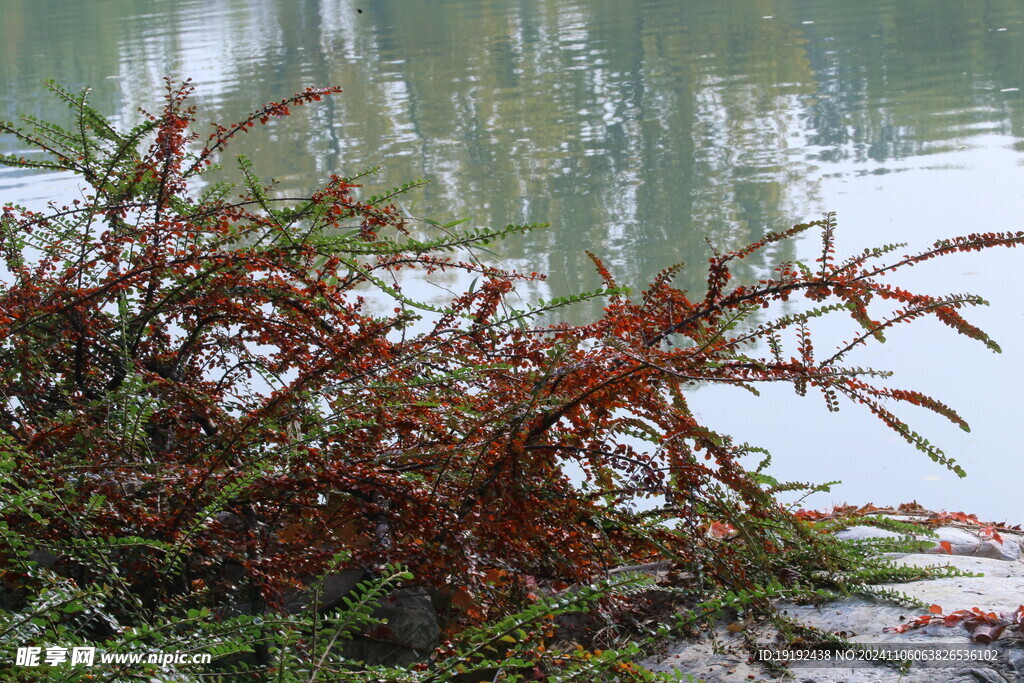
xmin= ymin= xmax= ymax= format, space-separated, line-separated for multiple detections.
xmin=282 ymin=572 xmax=439 ymax=667
xmin=882 ymin=554 xmax=1024 ymax=613
xmin=834 ymin=524 xmax=1023 ymax=562
xmin=340 ymin=587 xmax=440 ymax=667
xmin=643 ymin=630 xmax=774 ymax=682
xmin=282 ymin=569 xmax=366 ymax=614
xmin=1006 ymin=648 xmax=1024 ymax=675
xmin=927 ymin=527 xmax=1021 ymax=562
xmin=223 ymin=569 xmax=440 ymax=667
xmin=769 ymin=552 xmax=1024 ymax=680
xmin=834 ymin=526 xmax=905 ymax=543
xmin=646 ymin=512 xmax=1024 ymax=681
xmin=28 ymin=547 xmax=59 ymax=569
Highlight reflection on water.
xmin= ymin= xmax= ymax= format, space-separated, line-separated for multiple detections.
xmin=2 ymin=0 xmax=1024 ymax=520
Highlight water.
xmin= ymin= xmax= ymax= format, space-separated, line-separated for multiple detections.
xmin=2 ymin=0 xmax=1024 ymax=521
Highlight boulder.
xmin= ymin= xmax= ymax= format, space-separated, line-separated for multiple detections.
xmin=340 ymin=587 xmax=440 ymax=667
xmin=834 ymin=524 xmax=1022 ymax=562
xmin=281 ymin=569 xmax=367 ymax=614
xmin=645 ymin=514 xmax=1024 ymax=681
xmin=282 ymin=572 xmax=439 ymax=667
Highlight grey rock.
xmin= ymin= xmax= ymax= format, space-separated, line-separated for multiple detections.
xmin=341 ymin=587 xmax=440 ymax=667
xmin=780 ymin=553 xmax=1024 ymax=649
xmin=282 ymin=569 xmax=366 ymax=614
xmin=834 ymin=525 xmax=1023 ymax=562
xmin=881 ymin=553 xmax=1024 ymax=614
xmin=1005 ymin=648 xmax=1024 ymax=674
xmin=647 ymin=553 xmax=1024 ymax=681
xmin=893 ymin=553 xmax=1022 ymax=578
xmin=954 ymin=669 xmax=1014 ymax=682
xmin=229 ymin=570 xmax=440 ymax=667
xmin=927 ymin=527 xmax=1020 ymax=562
xmin=28 ymin=547 xmax=59 ymax=569
xmin=834 ymin=526 xmax=905 ymax=543
xmin=642 ymin=629 xmax=775 ymax=682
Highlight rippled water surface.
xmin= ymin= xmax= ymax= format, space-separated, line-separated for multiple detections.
xmin=3 ymin=0 xmax=1024 ymax=520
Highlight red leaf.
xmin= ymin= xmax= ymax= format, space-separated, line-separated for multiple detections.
xmin=979 ymin=526 xmax=1004 ymax=544
xmin=966 ymin=622 xmax=1006 ymax=643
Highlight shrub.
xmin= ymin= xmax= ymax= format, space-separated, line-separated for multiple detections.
xmin=0 ymin=80 xmax=1020 ymax=678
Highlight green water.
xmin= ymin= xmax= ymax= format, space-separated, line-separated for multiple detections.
xmin=3 ymin=0 xmax=1024 ymax=520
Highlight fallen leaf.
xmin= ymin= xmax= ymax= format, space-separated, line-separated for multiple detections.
xmin=966 ymin=621 xmax=1006 ymax=643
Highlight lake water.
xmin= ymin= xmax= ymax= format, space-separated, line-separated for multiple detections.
xmin=3 ymin=0 xmax=1024 ymax=522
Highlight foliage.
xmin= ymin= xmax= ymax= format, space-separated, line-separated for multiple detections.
xmin=0 ymin=476 xmax=662 ymax=681
xmin=887 ymin=603 xmax=1024 ymax=644
xmin=1 ymin=80 xmax=1022 ymax=677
